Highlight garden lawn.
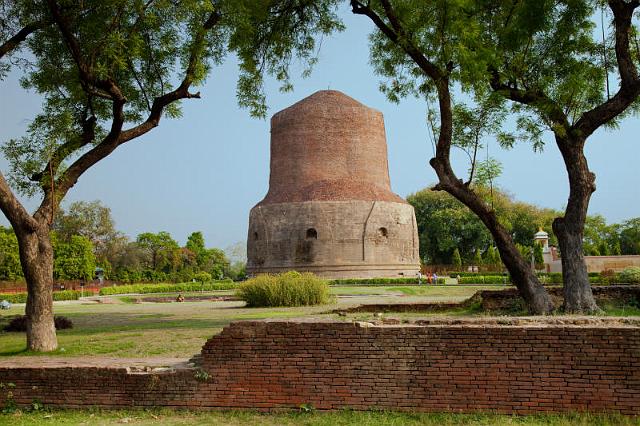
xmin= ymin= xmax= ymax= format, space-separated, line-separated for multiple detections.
xmin=0 ymin=408 xmax=637 ymax=426
xmin=0 ymin=300 xmax=332 ymax=358
xmin=1 ymin=284 xmax=638 ymax=358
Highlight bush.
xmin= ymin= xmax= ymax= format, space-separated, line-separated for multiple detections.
xmin=237 ymin=271 xmax=331 ymax=307
xmin=618 ymin=267 xmax=640 ymax=284
xmin=193 ymin=271 xmax=212 ymax=283
xmin=4 ymin=315 xmax=73 ymax=332
xmin=448 ymin=272 xmax=507 ymax=278
xmin=0 ymin=290 xmax=81 ymax=304
xmin=329 ymin=277 xmax=445 ymax=285
xmin=98 ymin=281 xmax=236 ymax=296
xmin=458 ymin=275 xmax=511 ymax=284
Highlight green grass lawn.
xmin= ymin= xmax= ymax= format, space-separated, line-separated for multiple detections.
xmin=0 ymin=408 xmax=637 ymax=426
xmin=0 ymin=284 xmax=638 ymax=358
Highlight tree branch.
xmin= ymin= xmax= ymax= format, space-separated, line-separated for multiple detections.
xmin=0 ymin=20 xmax=48 ymax=60
xmin=33 ymin=8 xmax=222 ymax=223
xmin=574 ymin=0 xmax=640 ymax=137
xmin=119 ymin=10 xmax=221 ymax=143
xmin=0 ymin=170 xmax=38 ymax=232
xmin=489 ymin=69 xmax=571 ymax=132
xmin=350 ymin=0 xmax=443 ymax=80
xmin=46 ymin=0 xmax=126 ymax=102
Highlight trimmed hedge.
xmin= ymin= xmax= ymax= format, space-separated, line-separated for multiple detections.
xmin=330 ymin=277 xmax=446 ymax=285
xmin=237 ymin=271 xmax=330 ymax=307
xmin=0 ymin=290 xmax=82 ymax=304
xmin=448 ymin=272 xmax=508 ymax=278
xmin=99 ymin=281 xmax=236 ymax=296
xmin=458 ymin=276 xmax=511 ymax=285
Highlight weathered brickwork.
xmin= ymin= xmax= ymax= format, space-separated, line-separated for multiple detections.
xmin=1 ymin=321 xmax=638 ymax=414
xmin=247 ymin=90 xmax=420 ymax=278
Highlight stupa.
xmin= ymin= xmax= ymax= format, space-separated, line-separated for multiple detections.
xmin=246 ymin=90 xmax=420 ymax=278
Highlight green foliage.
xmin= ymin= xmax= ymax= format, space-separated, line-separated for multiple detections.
xmin=136 ymin=232 xmax=179 ymax=271
xmin=1 ymin=1 xmax=345 ymax=197
xmin=329 ymin=277 xmax=445 ymax=285
xmin=54 ymin=200 xmax=117 ymax=246
xmin=483 ymin=246 xmax=501 ymax=267
xmin=237 ymin=271 xmax=330 ymax=307
xmin=458 ymin=276 xmax=511 ymax=285
xmin=618 ymin=267 xmax=640 ymax=284
xmin=98 ymin=281 xmax=235 ymax=296
xmin=0 ymin=226 xmax=22 ymax=281
xmin=452 ymin=248 xmax=462 ymax=269
xmin=407 ymin=186 xmax=558 ymax=264
xmin=193 ymin=271 xmax=212 ymax=283
xmin=0 ymin=290 xmax=82 ymax=304
xmin=618 ymin=218 xmax=640 ymax=255
xmin=53 ymin=235 xmax=96 ymax=281
xmin=448 ymin=272 xmax=507 ymax=278
xmin=534 ymin=243 xmax=544 ymax=267
xmin=473 ymin=249 xmax=483 ymax=266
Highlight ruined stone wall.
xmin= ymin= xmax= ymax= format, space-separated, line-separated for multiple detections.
xmin=247 ymin=200 xmax=419 ymax=278
xmin=2 ymin=321 xmax=639 ymax=414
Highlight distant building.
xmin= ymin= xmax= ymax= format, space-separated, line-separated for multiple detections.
xmin=537 ymin=229 xmax=640 ymax=273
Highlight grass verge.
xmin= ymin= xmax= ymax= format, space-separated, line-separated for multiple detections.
xmin=0 ymin=408 xmax=637 ymax=426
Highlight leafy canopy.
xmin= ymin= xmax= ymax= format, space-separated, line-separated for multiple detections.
xmin=1 ymin=0 xmax=344 ymax=196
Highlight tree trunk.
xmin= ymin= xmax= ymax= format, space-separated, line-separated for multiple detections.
xmin=466 ymin=195 xmax=555 ymax=314
xmin=16 ymin=226 xmax=57 ymax=352
xmin=430 ymin=160 xmax=555 ymax=315
xmin=489 ymin=223 xmax=555 ymax=314
xmin=553 ymin=137 xmax=599 ymax=313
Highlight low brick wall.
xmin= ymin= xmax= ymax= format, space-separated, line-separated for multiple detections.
xmin=481 ymin=285 xmax=640 ymax=311
xmin=1 ymin=321 xmax=638 ymax=414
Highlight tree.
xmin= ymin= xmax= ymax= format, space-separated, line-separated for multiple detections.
xmin=186 ymin=232 xmax=206 ymax=259
xmin=619 ymin=218 xmax=640 ymax=255
xmin=533 ymin=243 xmax=544 ymax=270
xmin=351 ymin=0 xmax=640 ymax=313
xmin=0 ymin=226 xmax=22 ymax=280
xmin=452 ymin=248 xmax=462 ymax=270
xmin=473 ymin=249 xmax=483 ymax=267
xmin=407 ymin=185 xmax=559 ymax=267
xmin=474 ymin=0 xmax=640 ymax=312
xmin=136 ymin=232 xmax=179 ymax=272
xmin=351 ymin=0 xmax=554 ymax=314
xmin=53 ymin=200 xmax=120 ymax=263
xmin=52 ymin=234 xmax=95 ymax=281
xmin=0 ymin=0 xmax=343 ymax=351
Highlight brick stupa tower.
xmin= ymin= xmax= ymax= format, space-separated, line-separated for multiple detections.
xmin=247 ymin=90 xmax=420 ymax=278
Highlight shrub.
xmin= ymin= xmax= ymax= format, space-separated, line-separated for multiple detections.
xmin=4 ymin=315 xmax=73 ymax=332
xmin=0 ymin=290 xmax=81 ymax=304
xmin=193 ymin=271 xmax=212 ymax=283
xmin=458 ymin=275 xmax=511 ymax=284
xmin=329 ymin=277 xmax=446 ymax=285
xmin=237 ymin=271 xmax=331 ymax=307
xmin=99 ymin=281 xmax=236 ymax=295
xmin=619 ymin=267 xmax=640 ymax=284
xmin=448 ymin=272 xmax=507 ymax=278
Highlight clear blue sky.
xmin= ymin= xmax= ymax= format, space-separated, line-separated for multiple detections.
xmin=1 ymin=4 xmax=639 ymax=250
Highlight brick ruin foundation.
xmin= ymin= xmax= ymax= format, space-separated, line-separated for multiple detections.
xmin=1 ymin=320 xmax=638 ymax=414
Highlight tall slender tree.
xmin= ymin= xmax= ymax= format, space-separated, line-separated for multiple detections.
xmin=351 ymin=0 xmax=554 ymax=313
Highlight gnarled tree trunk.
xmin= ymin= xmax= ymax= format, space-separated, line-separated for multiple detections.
xmin=553 ymin=137 xmax=598 ymax=313
xmin=431 ymin=160 xmax=555 ymax=315
xmin=16 ymin=225 xmax=57 ymax=352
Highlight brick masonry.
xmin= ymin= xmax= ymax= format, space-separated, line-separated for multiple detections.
xmin=247 ymin=90 xmax=420 ymax=278
xmin=1 ymin=320 xmax=638 ymax=414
